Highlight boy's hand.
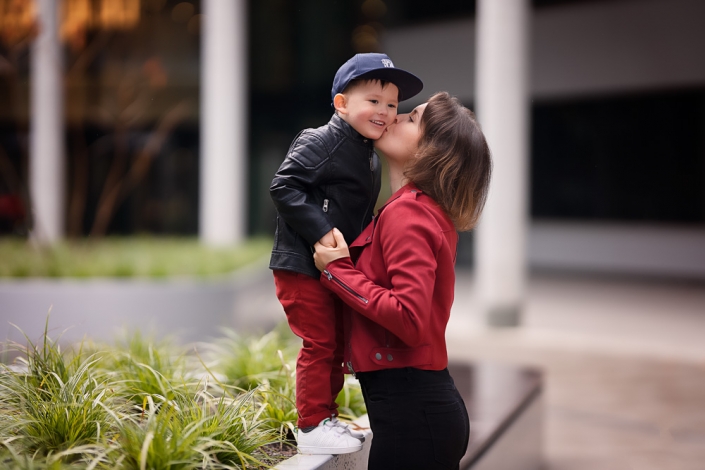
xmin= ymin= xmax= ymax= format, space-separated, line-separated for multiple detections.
xmin=314 ymin=228 xmax=350 ymax=271
xmin=318 ymin=228 xmax=338 ymax=248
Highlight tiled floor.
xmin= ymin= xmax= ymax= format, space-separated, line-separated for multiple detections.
xmin=446 ymin=270 xmax=705 ymax=470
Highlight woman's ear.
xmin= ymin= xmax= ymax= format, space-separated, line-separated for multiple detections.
xmin=333 ymin=93 xmax=347 ymax=114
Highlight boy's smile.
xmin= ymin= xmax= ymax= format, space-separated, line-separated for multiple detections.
xmin=334 ymin=81 xmax=399 ymax=141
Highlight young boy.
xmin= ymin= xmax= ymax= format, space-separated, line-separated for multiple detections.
xmin=269 ymin=53 xmax=423 ymax=454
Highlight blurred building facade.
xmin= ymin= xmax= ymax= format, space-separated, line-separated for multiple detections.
xmin=385 ymin=0 xmax=705 ymax=283
xmin=0 ymin=0 xmax=703 ymax=279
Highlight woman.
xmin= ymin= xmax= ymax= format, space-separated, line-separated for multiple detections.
xmin=313 ymin=91 xmax=492 ymax=469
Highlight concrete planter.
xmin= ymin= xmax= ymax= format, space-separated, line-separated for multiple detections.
xmin=0 ymin=259 xmax=283 ymax=344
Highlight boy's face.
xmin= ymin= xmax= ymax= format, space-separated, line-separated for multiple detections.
xmin=335 ymin=81 xmax=399 ymax=140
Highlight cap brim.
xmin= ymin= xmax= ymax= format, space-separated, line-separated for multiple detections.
xmin=356 ymin=68 xmax=424 ymax=101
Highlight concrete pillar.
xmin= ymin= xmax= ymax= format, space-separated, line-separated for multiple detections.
xmin=199 ymin=0 xmax=248 ymax=246
xmin=29 ymin=0 xmax=64 ymax=244
xmin=475 ymin=0 xmax=530 ymax=326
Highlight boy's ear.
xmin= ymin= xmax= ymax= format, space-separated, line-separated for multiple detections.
xmin=333 ymin=93 xmax=347 ymax=114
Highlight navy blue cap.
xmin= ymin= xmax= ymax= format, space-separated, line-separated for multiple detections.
xmin=331 ymin=53 xmax=423 ymax=102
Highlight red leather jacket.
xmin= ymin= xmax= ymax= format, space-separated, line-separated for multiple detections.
xmin=320 ymin=183 xmax=458 ymax=374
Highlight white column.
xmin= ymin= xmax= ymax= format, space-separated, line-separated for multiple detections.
xmin=29 ymin=0 xmax=64 ymax=244
xmin=199 ymin=0 xmax=248 ymax=246
xmin=475 ymin=0 xmax=530 ymax=326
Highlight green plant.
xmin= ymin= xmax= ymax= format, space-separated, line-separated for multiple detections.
xmin=0 ymin=320 xmax=366 ymax=468
xmin=254 ymin=381 xmax=298 ymax=442
xmin=202 ymin=326 xmax=299 ymax=391
xmin=193 ymin=390 xmax=282 ymax=469
xmin=0 ymin=441 xmax=117 ymax=470
xmin=335 ymin=376 xmax=367 ymax=420
xmin=108 ymin=389 xmax=280 ymax=470
xmin=93 ymin=331 xmax=191 ymax=406
xmin=0 ymin=322 xmax=117 ymax=464
xmin=0 ymin=237 xmax=273 ymax=279
xmin=110 ymin=395 xmax=203 ymax=470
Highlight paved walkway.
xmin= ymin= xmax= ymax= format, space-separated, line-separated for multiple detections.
xmin=446 ymin=270 xmax=705 ymax=470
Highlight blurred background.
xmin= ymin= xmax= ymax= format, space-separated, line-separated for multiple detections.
xmin=1 ymin=0 xmax=703 ymax=277
xmin=1 ymin=1 xmax=705 ymax=468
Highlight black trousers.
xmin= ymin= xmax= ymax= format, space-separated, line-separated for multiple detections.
xmin=357 ymin=367 xmax=470 ymax=470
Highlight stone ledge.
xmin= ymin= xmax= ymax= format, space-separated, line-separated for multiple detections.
xmin=275 ymin=415 xmax=372 ymax=470
xmin=454 ymin=362 xmax=543 ymax=469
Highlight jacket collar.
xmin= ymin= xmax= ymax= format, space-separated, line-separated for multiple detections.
xmin=329 ymin=113 xmax=374 ymax=146
xmin=377 ymin=182 xmax=422 ymax=215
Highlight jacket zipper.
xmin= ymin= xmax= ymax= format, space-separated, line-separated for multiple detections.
xmin=363 ymin=152 xmax=375 ymax=232
xmin=323 ymin=269 xmax=368 ymax=304
xmin=346 ymin=339 xmax=356 ymax=376
xmin=324 ymin=269 xmax=361 ymax=375
xmin=322 ymin=198 xmax=329 ymax=212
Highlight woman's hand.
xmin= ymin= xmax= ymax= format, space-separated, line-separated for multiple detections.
xmin=318 ymin=228 xmax=337 ymax=248
xmin=313 ymin=228 xmax=350 ymax=271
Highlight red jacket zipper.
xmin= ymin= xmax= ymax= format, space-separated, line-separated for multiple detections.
xmin=323 ymin=268 xmax=363 ymax=376
xmin=323 ymin=269 xmax=369 ymax=304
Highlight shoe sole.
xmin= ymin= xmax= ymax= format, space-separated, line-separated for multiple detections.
xmin=297 ymin=444 xmax=362 ymax=455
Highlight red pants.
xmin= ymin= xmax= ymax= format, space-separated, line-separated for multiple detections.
xmin=273 ymin=270 xmax=345 ymax=428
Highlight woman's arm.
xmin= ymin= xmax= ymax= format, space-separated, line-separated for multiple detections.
xmin=315 ymin=200 xmax=442 ymax=347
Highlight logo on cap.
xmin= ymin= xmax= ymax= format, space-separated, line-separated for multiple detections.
xmin=381 ymin=59 xmax=394 ymax=68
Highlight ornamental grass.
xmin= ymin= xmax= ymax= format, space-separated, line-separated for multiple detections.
xmin=0 ymin=320 xmax=367 ymax=469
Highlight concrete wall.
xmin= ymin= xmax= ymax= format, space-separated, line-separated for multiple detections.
xmin=529 ymin=222 xmax=705 ymax=279
xmin=384 ymin=0 xmax=705 ymax=105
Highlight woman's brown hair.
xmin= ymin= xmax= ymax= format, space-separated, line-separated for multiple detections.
xmin=404 ymin=92 xmax=492 ymax=232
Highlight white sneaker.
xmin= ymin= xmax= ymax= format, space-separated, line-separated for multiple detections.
xmin=330 ymin=417 xmax=366 ymax=442
xmin=296 ymin=418 xmax=363 ymax=454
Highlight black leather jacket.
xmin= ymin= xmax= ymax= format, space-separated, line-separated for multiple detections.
xmin=269 ymin=114 xmax=382 ymax=278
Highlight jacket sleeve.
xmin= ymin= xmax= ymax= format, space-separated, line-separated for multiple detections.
xmin=320 ymin=199 xmax=441 ymax=347
xmin=270 ymin=131 xmax=335 ymax=245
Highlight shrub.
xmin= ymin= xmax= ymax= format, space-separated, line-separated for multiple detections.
xmin=0 ymin=320 xmax=367 ymax=468
xmin=0 ymin=322 xmax=117 ymax=466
